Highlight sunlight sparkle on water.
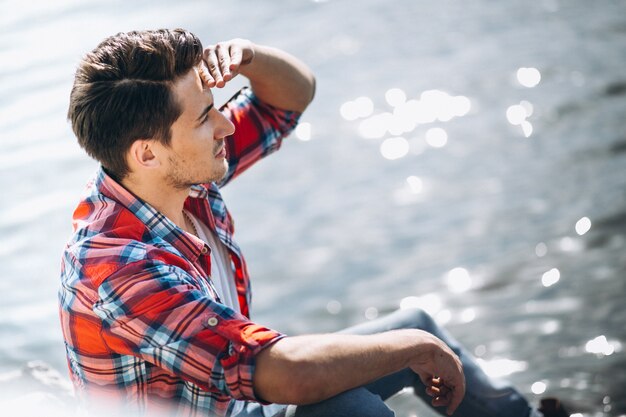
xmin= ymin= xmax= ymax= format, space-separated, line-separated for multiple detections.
xmin=380 ymin=137 xmax=410 ymax=160
xmin=540 ymin=320 xmax=561 ymax=335
xmin=474 ymin=345 xmax=487 ymax=357
xmin=516 ymin=67 xmax=541 ymax=88
xmin=531 ymin=381 xmax=547 ymax=395
xmin=385 ymin=88 xmax=407 ymax=107
xmin=559 ymin=236 xmax=583 ymax=252
xmin=541 ymin=268 xmax=560 ymax=287
xmin=445 ymin=267 xmax=472 ymax=293
xmin=460 ymin=308 xmax=476 ymax=323
xmin=506 ymin=104 xmax=527 ymax=125
xmin=399 ymin=294 xmax=442 ymax=315
xmin=406 ymin=176 xmax=423 ymax=194
xmin=585 ymin=335 xmax=617 ymax=356
xmin=340 ymin=96 xmax=374 ymax=121
xmin=506 ymin=102 xmax=534 ymax=137
xmin=295 ymin=122 xmax=312 ymax=141
xmin=365 ymin=307 xmax=379 ymax=320
xmin=476 ymin=358 xmax=528 ymax=378
xmin=425 ymin=127 xmax=448 ymax=148
xmin=358 ymin=112 xmax=392 ymax=139
xmin=435 ymin=309 xmax=452 ymax=325
xmin=353 ymin=89 xmax=471 ymax=139
xmin=326 ymin=300 xmax=342 ymax=315
xmin=535 ymin=242 xmax=547 ymax=257
xmin=520 ymin=100 xmax=534 ymax=116
xmin=575 ymin=216 xmax=591 ymax=235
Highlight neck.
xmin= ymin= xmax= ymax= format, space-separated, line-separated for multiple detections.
xmin=120 ymin=174 xmax=190 ymax=231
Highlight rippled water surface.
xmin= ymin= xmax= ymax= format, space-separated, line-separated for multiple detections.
xmin=1 ymin=1 xmax=625 ymax=415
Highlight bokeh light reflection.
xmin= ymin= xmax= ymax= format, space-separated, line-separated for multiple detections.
xmin=348 ymin=89 xmax=471 ymax=141
xmin=460 ymin=308 xmax=476 ymax=323
xmin=435 ymin=309 xmax=452 ymax=325
xmin=531 ymin=381 xmax=547 ymax=395
xmin=506 ymin=104 xmax=527 ymax=125
xmin=521 ymin=121 xmax=533 ymax=138
xmin=340 ymin=96 xmax=374 ymax=121
xmin=326 ymin=300 xmax=342 ymax=315
xmin=295 ymin=122 xmax=312 ymax=141
xmin=385 ymin=88 xmax=407 ymax=107
xmin=358 ymin=112 xmax=392 ymax=139
xmin=535 ymin=242 xmax=547 ymax=257
xmin=541 ymin=268 xmax=560 ymax=287
xmin=380 ymin=137 xmax=410 ymax=160
xmin=516 ymin=67 xmax=541 ymax=88
xmin=476 ymin=358 xmax=528 ymax=378
xmin=399 ymin=294 xmax=442 ymax=316
xmin=445 ymin=267 xmax=472 ymax=293
xmin=364 ymin=306 xmax=379 ymax=320
xmin=575 ymin=216 xmax=592 ymax=235
xmin=406 ymin=176 xmax=423 ymax=194
xmin=585 ymin=335 xmax=619 ymax=356
xmin=425 ymin=127 xmax=448 ymax=148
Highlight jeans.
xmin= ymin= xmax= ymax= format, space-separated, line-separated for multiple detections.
xmin=236 ymin=308 xmax=542 ymax=417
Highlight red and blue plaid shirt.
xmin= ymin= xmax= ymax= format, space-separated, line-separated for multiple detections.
xmin=58 ymin=88 xmax=300 ymax=417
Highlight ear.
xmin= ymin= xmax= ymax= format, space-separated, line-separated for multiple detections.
xmin=127 ymin=139 xmax=161 ymax=170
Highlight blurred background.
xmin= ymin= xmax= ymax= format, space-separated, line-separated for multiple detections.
xmin=1 ymin=0 xmax=625 ymax=416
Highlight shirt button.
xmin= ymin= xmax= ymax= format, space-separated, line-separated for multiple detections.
xmin=201 ymin=246 xmax=209 ymax=255
xmin=206 ymin=317 xmax=219 ymax=327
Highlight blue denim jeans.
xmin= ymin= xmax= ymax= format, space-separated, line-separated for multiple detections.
xmin=236 ymin=308 xmax=542 ymax=417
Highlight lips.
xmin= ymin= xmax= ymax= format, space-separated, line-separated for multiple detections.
xmin=214 ymin=146 xmax=226 ymax=158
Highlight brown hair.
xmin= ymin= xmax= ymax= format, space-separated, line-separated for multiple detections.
xmin=68 ymin=28 xmax=203 ymax=180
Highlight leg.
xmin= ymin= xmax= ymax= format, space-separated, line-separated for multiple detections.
xmin=339 ymin=308 xmax=539 ymax=417
xmin=236 ymin=387 xmax=395 ymax=417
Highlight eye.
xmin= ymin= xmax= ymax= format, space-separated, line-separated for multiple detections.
xmin=201 ymin=113 xmax=210 ymax=124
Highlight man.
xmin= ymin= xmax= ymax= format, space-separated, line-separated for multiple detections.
xmin=59 ymin=29 xmax=564 ymax=417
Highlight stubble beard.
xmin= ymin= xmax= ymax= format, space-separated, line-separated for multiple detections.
xmin=165 ymin=154 xmax=228 ymax=190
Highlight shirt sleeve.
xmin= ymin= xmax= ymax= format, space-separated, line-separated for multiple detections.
xmin=92 ymin=259 xmax=284 ymax=402
xmin=217 ymin=87 xmax=301 ymax=187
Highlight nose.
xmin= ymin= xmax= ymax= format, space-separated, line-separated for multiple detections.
xmin=214 ymin=109 xmax=235 ymax=140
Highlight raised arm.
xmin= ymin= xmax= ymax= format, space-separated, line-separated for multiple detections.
xmin=203 ymin=39 xmax=315 ymax=112
xmin=254 ymin=329 xmax=466 ymax=416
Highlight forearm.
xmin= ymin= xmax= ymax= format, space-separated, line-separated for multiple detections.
xmin=253 ymin=329 xmax=431 ymax=405
xmin=239 ymin=44 xmax=316 ymax=113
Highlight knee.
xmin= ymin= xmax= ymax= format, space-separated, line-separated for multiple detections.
xmin=392 ymin=307 xmax=436 ymax=331
xmin=289 ymin=388 xmax=394 ymax=417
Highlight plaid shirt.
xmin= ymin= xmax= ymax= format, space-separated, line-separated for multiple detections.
xmin=59 ymin=88 xmax=300 ymax=417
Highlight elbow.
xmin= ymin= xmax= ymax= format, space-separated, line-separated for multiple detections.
xmin=291 ymin=75 xmax=316 ymax=114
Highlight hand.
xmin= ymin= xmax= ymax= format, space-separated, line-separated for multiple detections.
xmin=202 ymin=39 xmax=255 ymax=88
xmin=409 ymin=331 xmax=465 ymax=415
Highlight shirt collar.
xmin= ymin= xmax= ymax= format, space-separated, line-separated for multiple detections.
xmin=94 ymin=167 xmax=208 ymax=262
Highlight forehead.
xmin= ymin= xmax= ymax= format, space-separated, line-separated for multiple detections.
xmin=172 ymin=66 xmax=213 ymax=119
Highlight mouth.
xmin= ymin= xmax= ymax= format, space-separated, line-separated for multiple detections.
xmin=214 ymin=146 xmax=226 ymax=158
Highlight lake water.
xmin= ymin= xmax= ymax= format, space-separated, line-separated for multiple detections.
xmin=1 ymin=0 xmax=625 ymax=416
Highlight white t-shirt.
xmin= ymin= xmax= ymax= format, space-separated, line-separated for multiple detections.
xmin=184 ymin=211 xmax=241 ymax=313
xmin=184 ymin=211 xmax=245 ymax=415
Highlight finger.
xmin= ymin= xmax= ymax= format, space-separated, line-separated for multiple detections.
xmin=229 ymin=44 xmax=243 ymax=72
xmin=203 ymin=48 xmax=223 ymax=88
xmin=430 ymin=376 xmax=443 ymax=387
xmin=215 ymin=43 xmax=232 ymax=82
xmin=432 ymin=383 xmax=450 ymax=397
xmin=199 ymin=63 xmax=212 ymax=86
xmin=425 ymin=386 xmax=440 ymax=397
xmin=431 ymin=396 xmax=450 ymax=408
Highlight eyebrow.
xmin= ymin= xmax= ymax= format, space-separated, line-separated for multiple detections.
xmin=196 ymin=102 xmax=214 ymax=122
